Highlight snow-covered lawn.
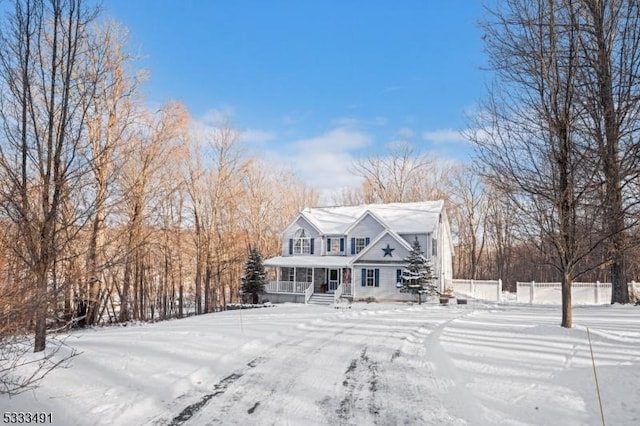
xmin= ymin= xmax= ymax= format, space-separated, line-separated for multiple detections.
xmin=2 ymin=302 xmax=639 ymax=425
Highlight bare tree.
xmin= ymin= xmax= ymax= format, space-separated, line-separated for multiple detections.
xmin=82 ymin=21 xmax=141 ymax=325
xmin=240 ymin=158 xmax=320 ymax=257
xmin=354 ymin=144 xmax=433 ymax=203
xmin=449 ymin=165 xmax=487 ymax=279
xmin=117 ymin=102 xmax=187 ymax=321
xmin=345 ymin=143 xmax=453 ymax=205
xmin=575 ymin=0 xmax=640 ymax=303
xmin=476 ymin=0 xmax=605 ymax=327
xmin=484 ymin=186 xmax=516 ymax=289
xmin=0 ymin=0 xmax=101 ymax=351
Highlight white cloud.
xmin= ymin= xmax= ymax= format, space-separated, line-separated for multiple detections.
xmin=291 ymin=127 xmax=371 ymax=153
xmin=421 ymin=129 xmax=468 ymax=144
xmin=239 ymin=129 xmax=276 ymax=144
xmin=201 ymin=106 xmax=235 ymax=126
xmin=374 ymin=116 xmax=387 ymax=126
xmin=330 ymin=117 xmax=362 ymax=128
xmin=396 ymin=127 xmax=414 ymax=140
xmin=463 ymin=127 xmax=494 ymax=145
xmin=264 ymin=127 xmax=372 ymax=203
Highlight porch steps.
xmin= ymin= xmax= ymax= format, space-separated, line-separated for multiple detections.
xmin=307 ymin=293 xmax=334 ymax=306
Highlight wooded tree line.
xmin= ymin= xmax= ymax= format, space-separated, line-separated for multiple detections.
xmin=1 ymin=0 xmax=639 ymax=357
xmin=472 ymin=0 xmax=640 ymax=326
xmin=336 ymin=143 xmax=638 ymax=296
xmin=0 ymin=0 xmax=317 ymax=353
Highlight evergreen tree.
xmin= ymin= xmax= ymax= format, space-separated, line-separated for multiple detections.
xmin=400 ymin=237 xmax=437 ymax=304
xmin=241 ymin=247 xmax=266 ymax=304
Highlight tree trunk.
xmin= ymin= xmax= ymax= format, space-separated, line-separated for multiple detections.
xmin=561 ymin=272 xmax=573 ymax=328
xmin=34 ymin=267 xmax=48 ymax=352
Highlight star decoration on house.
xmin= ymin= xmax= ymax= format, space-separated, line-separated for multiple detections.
xmin=382 ymin=244 xmax=395 ymax=257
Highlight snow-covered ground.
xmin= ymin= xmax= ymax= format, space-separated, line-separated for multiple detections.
xmin=2 ymin=301 xmax=639 ymax=425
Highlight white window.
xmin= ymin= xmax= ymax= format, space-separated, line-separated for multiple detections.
xmin=361 ymin=268 xmax=379 ymax=287
xmin=366 ymin=269 xmax=375 ymax=286
xmin=328 ymin=238 xmax=341 ymax=253
xmin=294 ymin=229 xmax=311 ymax=254
xmin=355 ymin=238 xmax=367 ymax=254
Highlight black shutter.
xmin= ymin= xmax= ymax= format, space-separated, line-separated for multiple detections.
xmin=340 ymin=238 xmax=345 ymax=252
xmin=374 ymin=269 xmax=380 ymax=287
xmin=327 ymin=238 xmax=331 ymax=252
xmin=351 ymin=238 xmax=356 ymax=255
xmin=365 ymin=237 xmax=370 ymax=246
xmin=310 ymin=238 xmax=315 ymax=254
xmin=289 ymin=239 xmax=293 ymax=255
xmin=361 ymin=268 xmax=366 ymax=286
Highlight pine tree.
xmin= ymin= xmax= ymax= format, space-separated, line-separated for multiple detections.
xmin=241 ymin=247 xmax=266 ymax=304
xmin=400 ymin=237 xmax=437 ymax=304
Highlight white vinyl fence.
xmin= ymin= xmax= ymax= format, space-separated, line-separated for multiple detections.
xmin=449 ymin=279 xmax=503 ymax=302
xmin=516 ymin=281 xmax=640 ymax=305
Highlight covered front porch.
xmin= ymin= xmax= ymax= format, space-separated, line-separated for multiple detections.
xmin=263 ymin=256 xmax=353 ymax=303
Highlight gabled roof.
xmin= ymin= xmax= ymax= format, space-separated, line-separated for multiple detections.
xmin=344 ymin=209 xmax=388 ymax=235
xmin=298 ymin=200 xmax=444 ymax=235
xmin=282 ymin=212 xmax=323 ymax=236
xmin=351 ymin=229 xmax=413 ymax=263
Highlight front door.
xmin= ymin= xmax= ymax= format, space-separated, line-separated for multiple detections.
xmin=328 ymin=269 xmax=339 ymax=292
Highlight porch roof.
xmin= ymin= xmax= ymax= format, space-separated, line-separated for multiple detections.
xmin=263 ymin=256 xmax=352 ymax=268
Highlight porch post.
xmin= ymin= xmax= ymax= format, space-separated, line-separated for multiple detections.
xmin=351 ymin=267 xmax=355 ymax=298
xmin=276 ymin=267 xmax=281 ymax=292
xmin=312 ymin=268 xmax=315 ymax=293
xmin=294 ymin=267 xmax=297 ymax=292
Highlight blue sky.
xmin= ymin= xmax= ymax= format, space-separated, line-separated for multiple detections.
xmin=104 ymin=0 xmax=488 ymax=195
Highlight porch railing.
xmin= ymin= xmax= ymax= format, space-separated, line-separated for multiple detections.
xmin=334 ymin=283 xmax=343 ymax=304
xmin=305 ymin=282 xmax=314 ymax=304
xmin=266 ymin=280 xmax=311 ymax=293
xmin=343 ymin=282 xmax=352 ymax=297
xmin=334 ymin=282 xmax=352 ymax=303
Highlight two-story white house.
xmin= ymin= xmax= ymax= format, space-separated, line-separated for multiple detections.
xmin=263 ymin=200 xmax=453 ymax=304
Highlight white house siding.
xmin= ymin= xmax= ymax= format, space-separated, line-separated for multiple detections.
xmin=398 ymin=233 xmax=430 ymax=258
xmin=354 ymin=266 xmax=415 ymax=301
xmin=347 ymin=214 xmax=385 ymax=253
xmin=357 ymin=233 xmax=410 ymax=263
xmin=281 ymin=216 xmax=321 ymax=256
xmin=437 ymin=212 xmax=453 ymax=292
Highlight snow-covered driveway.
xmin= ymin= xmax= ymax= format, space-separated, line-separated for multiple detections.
xmin=3 ymin=302 xmax=639 ymax=425
xmin=169 ymin=305 xmax=466 ymax=426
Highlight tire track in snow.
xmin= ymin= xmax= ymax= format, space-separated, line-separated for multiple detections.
xmin=167 ymin=307 xmax=470 ymax=425
xmin=321 ymin=315 xmax=464 ymax=425
xmin=335 ymin=347 xmax=381 ymax=424
xmin=167 ymin=357 xmax=266 ymax=426
xmin=162 ymin=336 xmax=303 ymax=425
xmin=425 ymin=312 xmax=495 ymax=425
xmin=171 ymin=318 xmax=360 ymax=425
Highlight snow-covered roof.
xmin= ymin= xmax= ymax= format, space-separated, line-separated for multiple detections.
xmin=299 ymin=200 xmax=444 ymax=235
